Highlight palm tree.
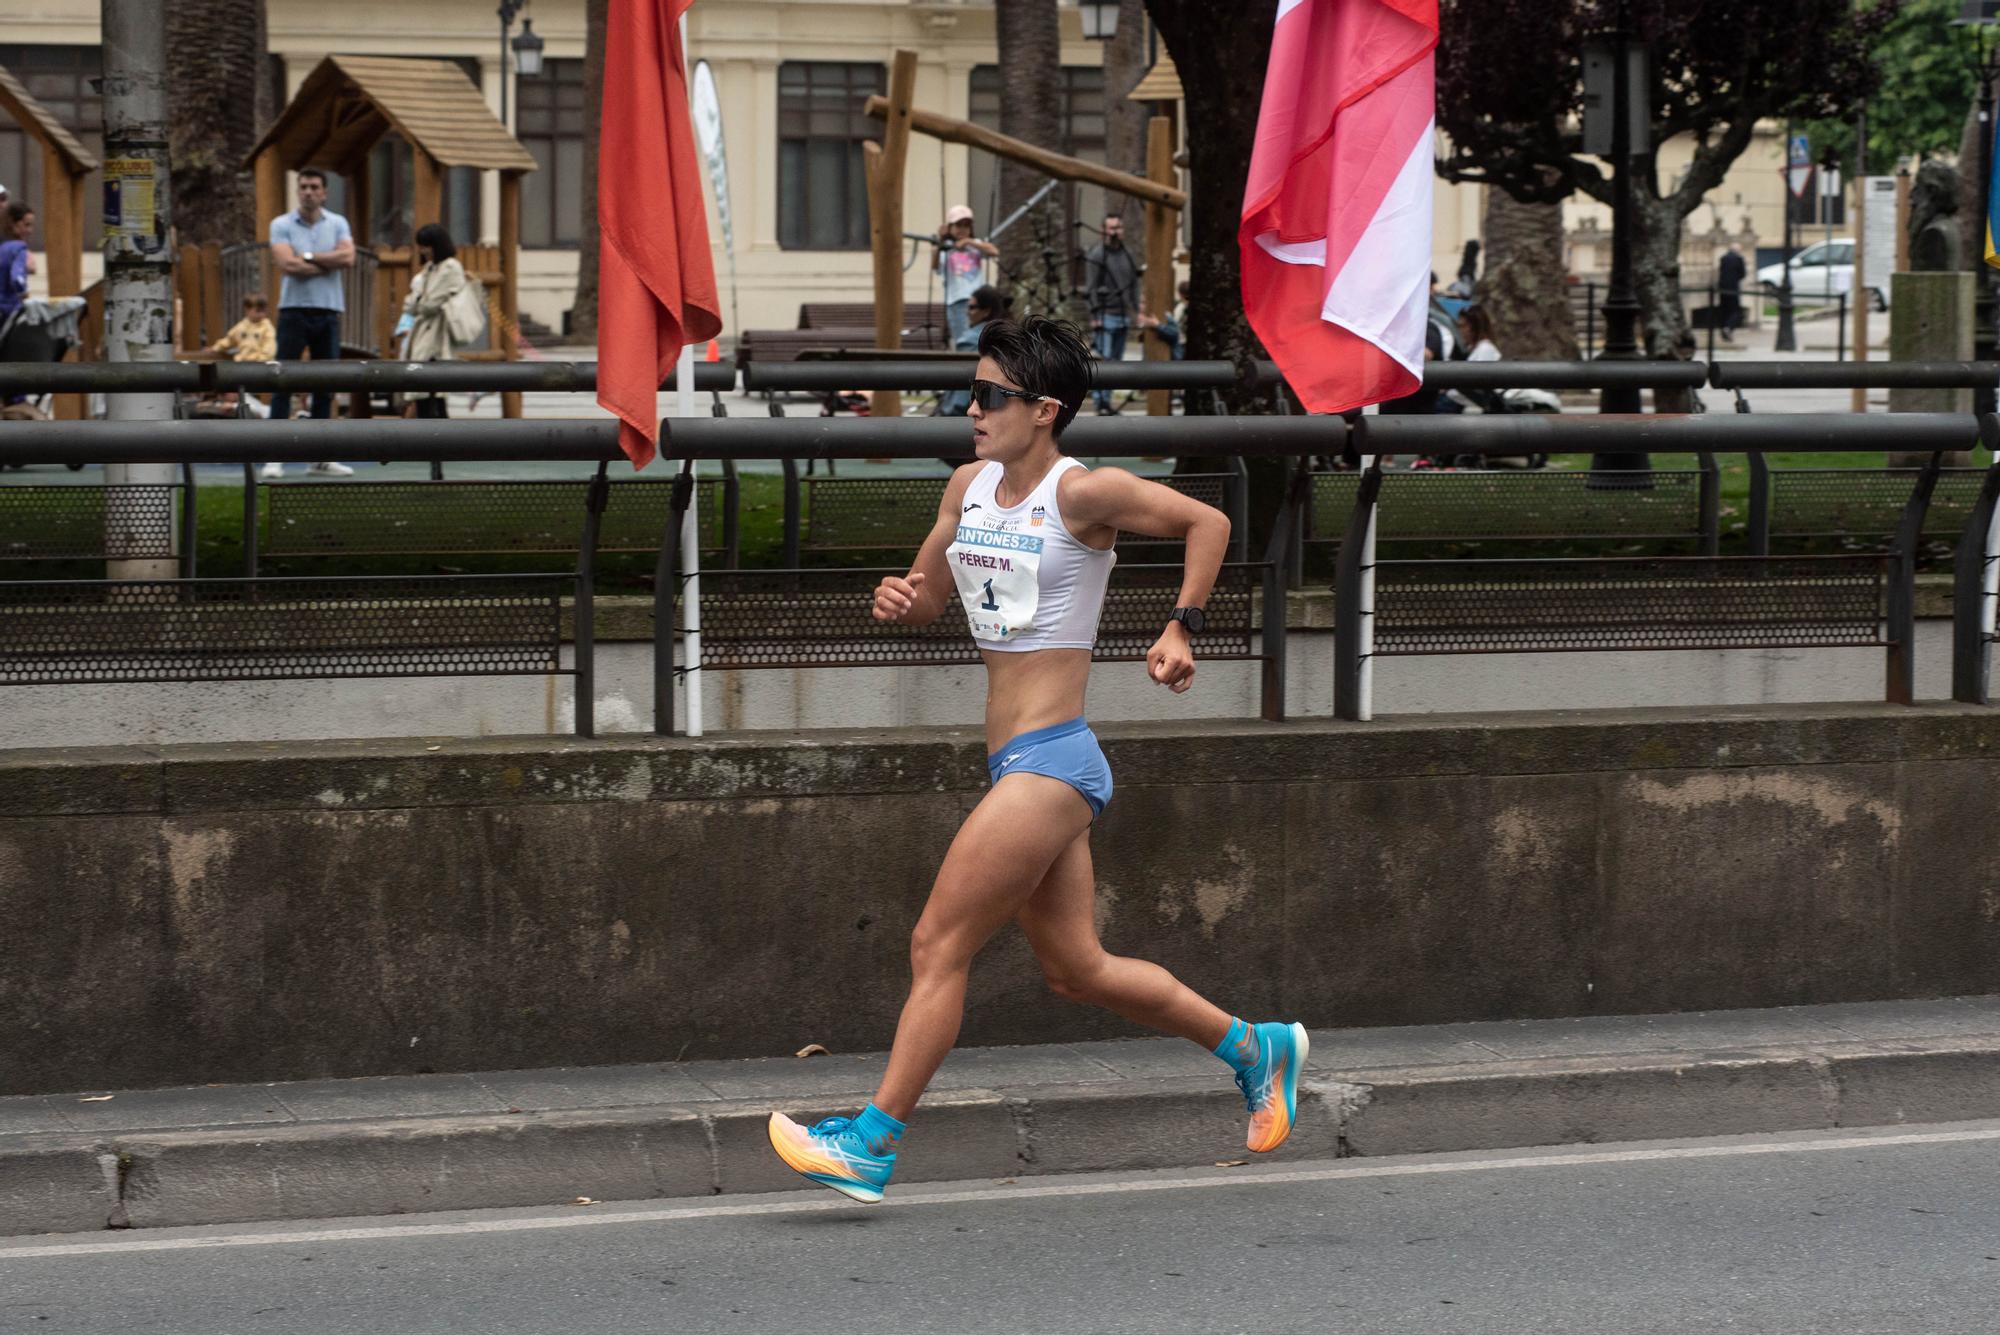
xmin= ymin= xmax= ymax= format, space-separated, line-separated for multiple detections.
xmin=165 ymin=0 xmax=270 ymax=247
xmin=569 ymin=0 xmax=608 ymax=343
xmin=1479 ymin=183 xmax=1578 ymax=361
xmin=995 ymin=0 xmax=1065 ymax=315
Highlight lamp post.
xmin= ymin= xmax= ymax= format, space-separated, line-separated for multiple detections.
xmin=1774 ymin=121 xmax=1800 ymax=352
xmin=1955 ymin=1 xmax=2000 ymax=414
xmin=1079 ymin=0 xmax=1121 ymax=41
xmin=498 ymin=2 xmax=545 ymax=130
xmin=1589 ymin=2 xmax=1650 ymax=478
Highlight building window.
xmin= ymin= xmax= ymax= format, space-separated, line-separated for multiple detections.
xmin=778 ymin=61 xmax=884 ymax=251
xmin=0 ymin=45 xmax=105 ymax=249
xmin=518 ymin=56 xmax=583 ymax=248
xmin=966 ymin=67 xmax=1106 ymax=270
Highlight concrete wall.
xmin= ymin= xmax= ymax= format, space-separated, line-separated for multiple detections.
xmin=0 ymin=616 xmax=1965 ymax=750
xmin=4 ymin=705 xmax=1998 ymax=1097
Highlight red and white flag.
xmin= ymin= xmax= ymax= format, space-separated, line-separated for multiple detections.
xmin=1239 ymin=0 xmax=1439 ymax=414
xmin=597 ymin=0 xmax=723 ymax=468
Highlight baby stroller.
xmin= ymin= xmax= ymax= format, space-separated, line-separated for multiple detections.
xmin=0 ymin=296 xmax=87 ymax=469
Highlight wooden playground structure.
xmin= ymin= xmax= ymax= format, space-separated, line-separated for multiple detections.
xmin=860 ymin=48 xmax=1186 ymax=417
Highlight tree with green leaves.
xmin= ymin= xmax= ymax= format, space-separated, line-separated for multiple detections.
xmin=1804 ymin=0 xmax=1964 ymax=173
xmin=1436 ymin=0 xmax=1894 ymax=357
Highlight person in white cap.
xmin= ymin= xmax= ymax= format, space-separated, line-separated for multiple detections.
xmin=936 ymin=205 xmax=998 ymax=345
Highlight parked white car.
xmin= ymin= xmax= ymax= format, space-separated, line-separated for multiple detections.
xmin=1756 ymin=238 xmax=1888 ymax=309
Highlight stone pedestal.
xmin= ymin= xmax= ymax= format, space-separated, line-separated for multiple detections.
xmin=1887 ymin=271 xmax=1977 ymax=464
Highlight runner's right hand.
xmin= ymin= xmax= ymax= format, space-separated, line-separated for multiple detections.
xmin=874 ymin=572 xmax=925 ymax=622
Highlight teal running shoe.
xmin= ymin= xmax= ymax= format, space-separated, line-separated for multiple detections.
xmin=1238 ymin=1021 xmax=1310 ymax=1153
xmin=767 ymin=1111 xmax=897 ymax=1204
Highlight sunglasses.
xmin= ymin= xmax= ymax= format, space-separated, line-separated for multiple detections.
xmin=969 ymin=379 xmax=1046 ymax=412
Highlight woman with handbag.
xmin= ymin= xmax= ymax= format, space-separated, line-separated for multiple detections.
xmin=396 ymin=223 xmax=481 ymax=419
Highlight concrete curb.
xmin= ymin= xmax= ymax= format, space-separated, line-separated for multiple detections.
xmin=8 ymin=1038 xmax=2000 ymax=1237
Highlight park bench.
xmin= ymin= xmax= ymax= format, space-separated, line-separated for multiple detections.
xmin=1749 ymin=461 xmax=1988 ymax=553
xmin=1328 ymin=459 xmax=1944 ymax=715
xmin=0 ymin=475 xmax=198 ymax=575
xmin=246 ymin=474 xmax=739 ymax=575
xmin=0 ymin=471 xmax=618 ymax=735
xmin=737 ymin=302 xmax=953 ymax=369
xmin=778 ymin=464 xmax=1250 ymax=565
xmin=1305 ymin=462 xmax=1721 ymax=556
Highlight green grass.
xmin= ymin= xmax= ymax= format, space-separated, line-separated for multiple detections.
xmin=40 ymin=449 xmax=1979 ymax=590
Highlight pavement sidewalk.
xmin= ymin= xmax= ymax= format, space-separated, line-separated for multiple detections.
xmin=6 ymin=995 xmax=2000 ymax=1237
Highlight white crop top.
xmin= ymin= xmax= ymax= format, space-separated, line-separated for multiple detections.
xmin=945 ymin=457 xmax=1116 ymax=652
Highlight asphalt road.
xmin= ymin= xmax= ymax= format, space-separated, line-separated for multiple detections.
xmin=5 ymin=1121 xmax=1999 ymax=1334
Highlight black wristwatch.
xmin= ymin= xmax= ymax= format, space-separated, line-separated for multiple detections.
xmin=1167 ymin=606 xmax=1206 ymax=635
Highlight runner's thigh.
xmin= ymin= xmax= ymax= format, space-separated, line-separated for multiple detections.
xmin=915 ymin=774 xmax=1095 ymax=955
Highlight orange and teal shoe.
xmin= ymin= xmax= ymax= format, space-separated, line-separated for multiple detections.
xmin=767 ymin=1112 xmax=897 ymax=1204
xmin=1237 ymin=1021 xmax=1310 ymax=1153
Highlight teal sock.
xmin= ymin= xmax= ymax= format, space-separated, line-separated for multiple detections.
xmin=851 ymin=1103 xmax=905 ymax=1157
xmin=1213 ymin=1017 xmax=1260 ymax=1073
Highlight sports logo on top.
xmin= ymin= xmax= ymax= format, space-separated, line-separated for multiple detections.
xmin=1030 ymin=505 xmax=1047 ymax=528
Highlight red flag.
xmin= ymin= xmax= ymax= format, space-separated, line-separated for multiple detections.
xmin=597 ymin=0 xmax=723 ymax=469
xmin=1239 ymin=0 xmax=1438 ymax=414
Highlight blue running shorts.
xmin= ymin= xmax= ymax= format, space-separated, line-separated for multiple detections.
xmin=987 ymin=716 xmax=1113 ymax=818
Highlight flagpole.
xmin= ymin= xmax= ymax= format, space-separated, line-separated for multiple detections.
xmin=677 ymin=8 xmax=704 ymax=738
xmin=1357 ymin=453 xmax=1376 ymax=723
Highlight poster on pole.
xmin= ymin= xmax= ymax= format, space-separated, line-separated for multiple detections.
xmin=1860 ymin=176 xmax=1899 ymax=287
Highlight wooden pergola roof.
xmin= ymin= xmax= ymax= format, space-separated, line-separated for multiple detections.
xmin=244 ymin=54 xmax=537 ymax=174
xmin=1127 ymin=50 xmax=1183 ymax=104
xmin=0 ymin=64 xmax=98 ymax=174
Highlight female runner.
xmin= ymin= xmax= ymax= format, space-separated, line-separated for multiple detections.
xmin=768 ymin=316 xmax=1307 ymax=1202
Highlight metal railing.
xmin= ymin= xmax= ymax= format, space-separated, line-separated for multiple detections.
xmin=5 ymin=412 xmax=1998 ymax=735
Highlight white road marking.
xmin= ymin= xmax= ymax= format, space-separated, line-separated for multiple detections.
xmin=5 ymin=1123 xmax=1999 ymax=1261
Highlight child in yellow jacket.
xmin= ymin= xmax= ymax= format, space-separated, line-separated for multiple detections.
xmin=209 ymin=294 xmax=275 ymax=416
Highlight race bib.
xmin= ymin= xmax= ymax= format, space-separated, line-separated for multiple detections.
xmin=946 ymin=523 xmax=1042 ymax=643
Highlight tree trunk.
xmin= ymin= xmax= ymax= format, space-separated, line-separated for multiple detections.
xmin=995 ymin=0 xmax=1066 ymax=314
xmin=1958 ymin=98 xmax=1983 ymax=276
xmin=1477 ymin=184 xmax=1577 ymax=360
xmin=1631 ymin=180 xmax=1694 ymax=411
xmin=164 ymin=0 xmax=267 ymax=247
xmin=1143 ymin=0 xmax=1275 ymax=389
xmin=569 ymin=0 xmax=608 ymax=343
xmin=1101 ymin=0 xmax=1150 ymax=257
xmin=1146 ymin=0 xmax=1283 ymax=543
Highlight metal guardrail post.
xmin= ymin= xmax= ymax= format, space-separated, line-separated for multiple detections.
xmin=1258 ymin=458 xmax=1310 ymax=722
xmin=1333 ymin=462 xmax=1383 ymax=721
xmin=1747 ymin=452 xmax=1772 ymax=556
xmin=1884 ymin=453 xmax=1942 ymax=705
xmin=574 ymin=462 xmax=610 ymax=738
xmin=178 ymin=461 xmax=198 ymax=579
xmin=1584 ymin=280 xmax=1597 ymax=358
xmin=1227 ymin=456 xmax=1250 ymax=563
xmin=1706 ymin=283 xmax=1717 ymax=365
xmin=1951 ymin=455 xmax=2000 ymax=704
xmin=782 ymin=457 xmax=802 ymax=569
xmin=1696 ymin=451 xmax=1721 ymax=557
xmin=654 ymin=465 xmax=694 ymax=737
xmin=1836 ymin=292 xmax=1847 ymax=361
xmin=720 ymin=458 xmax=742 ymax=570
xmin=241 ymin=465 xmax=259 ymax=578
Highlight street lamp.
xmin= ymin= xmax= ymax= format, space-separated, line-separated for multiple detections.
xmin=497 ymin=1 xmax=545 ymax=129
xmin=1079 ymin=0 xmax=1120 ymax=41
xmin=513 ymin=20 xmax=545 ymax=79
xmin=1954 ymin=0 xmax=2000 ymax=413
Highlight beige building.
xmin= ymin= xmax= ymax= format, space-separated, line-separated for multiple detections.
xmin=0 ymin=0 xmax=1864 ymax=342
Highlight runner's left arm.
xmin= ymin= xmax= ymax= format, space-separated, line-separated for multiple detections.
xmin=1060 ymin=469 xmax=1229 ymax=694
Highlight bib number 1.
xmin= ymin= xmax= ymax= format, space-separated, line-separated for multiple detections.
xmin=981 ymin=579 xmax=998 ymax=611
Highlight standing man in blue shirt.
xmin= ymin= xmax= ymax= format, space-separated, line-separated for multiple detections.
xmin=263 ymin=167 xmax=355 ymax=479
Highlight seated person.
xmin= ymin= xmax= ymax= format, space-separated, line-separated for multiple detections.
xmin=937 ymin=285 xmax=1011 ymax=417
